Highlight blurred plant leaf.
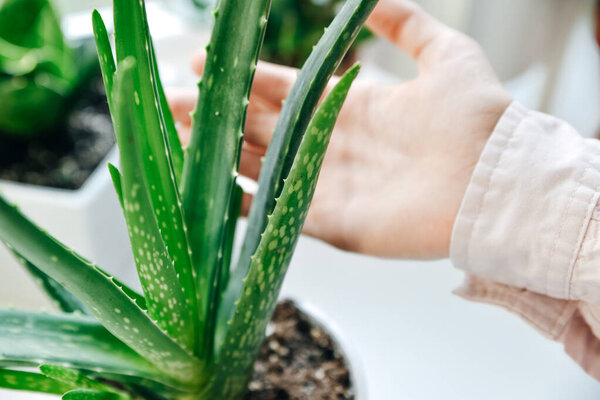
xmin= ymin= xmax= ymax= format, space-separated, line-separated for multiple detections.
xmin=0 ymin=368 xmax=74 ymax=395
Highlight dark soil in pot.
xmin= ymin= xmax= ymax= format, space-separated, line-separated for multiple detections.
xmin=247 ymin=301 xmax=355 ymax=400
xmin=0 ymin=77 xmax=115 ymax=190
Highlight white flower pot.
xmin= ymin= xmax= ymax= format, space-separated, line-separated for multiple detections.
xmin=0 ymin=146 xmax=137 ymax=310
xmin=296 ymin=300 xmax=368 ymax=400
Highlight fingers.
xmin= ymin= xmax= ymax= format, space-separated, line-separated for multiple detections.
xmin=191 ymin=49 xmax=206 ymax=76
xmin=166 ymin=88 xmax=196 ymax=125
xmin=166 ymin=88 xmax=197 ymax=145
xmin=249 ymin=61 xmax=297 ymax=108
xmin=238 ymin=146 xmax=262 ymax=216
xmin=245 ymin=96 xmax=278 ymax=147
xmin=177 ymin=125 xmax=192 ymax=146
xmin=366 ymin=0 xmax=458 ymax=67
xmin=167 ymin=83 xmax=278 ymax=150
xmin=239 ymin=142 xmax=264 ymax=181
xmin=241 ymin=192 xmax=253 ymax=216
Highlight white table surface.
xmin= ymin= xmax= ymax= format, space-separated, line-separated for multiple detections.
xmin=281 ymin=237 xmax=600 ymax=399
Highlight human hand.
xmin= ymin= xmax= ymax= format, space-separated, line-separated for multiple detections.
xmin=169 ymin=0 xmax=512 ymax=259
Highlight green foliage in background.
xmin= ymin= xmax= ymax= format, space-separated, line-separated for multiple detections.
xmin=262 ymin=0 xmax=372 ymax=67
xmin=0 ymin=0 xmax=377 ymax=398
xmin=187 ymin=0 xmax=372 ymax=68
xmin=0 ymin=0 xmax=97 ymax=138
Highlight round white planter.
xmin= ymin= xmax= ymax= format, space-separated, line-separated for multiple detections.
xmin=296 ymin=300 xmax=368 ymax=400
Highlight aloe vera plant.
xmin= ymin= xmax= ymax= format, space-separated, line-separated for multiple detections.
xmin=0 ymin=0 xmax=98 ymax=138
xmin=0 ymin=0 xmax=377 ymax=398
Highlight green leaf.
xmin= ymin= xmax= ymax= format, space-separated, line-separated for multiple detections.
xmin=0 ymin=368 xmax=74 ymax=395
xmin=41 ymin=365 xmax=131 ymax=400
xmin=151 ymin=39 xmax=183 ymax=184
xmin=226 ymin=0 xmax=378 ymax=331
xmin=215 ymin=65 xmax=360 ymax=397
xmin=180 ymin=0 xmax=271 ymax=358
xmin=96 ymin=9 xmax=183 ymax=186
xmin=0 ymin=196 xmax=202 ymax=387
xmin=0 ymin=310 xmax=164 ymax=384
xmin=101 ymin=271 xmax=148 ymax=311
xmin=221 ymin=183 xmax=244 ymax=295
xmin=96 ymin=19 xmax=178 ymax=334
xmin=96 ymin=19 xmax=174 ymax=324
xmin=41 ymin=365 xmax=116 ymax=392
xmin=66 ymin=372 xmax=185 ymax=400
xmin=108 ymin=163 xmax=124 ymax=209
xmin=111 ymin=58 xmax=195 ymax=351
xmin=111 ymin=0 xmax=198 ymax=349
xmin=92 ymin=10 xmax=116 ymax=107
xmin=63 ymin=389 xmax=128 ymax=400
xmin=14 ymin=252 xmax=89 ymax=314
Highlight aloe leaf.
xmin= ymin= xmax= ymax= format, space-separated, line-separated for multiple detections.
xmin=111 ymin=58 xmax=195 ymax=352
xmin=228 ymin=0 xmax=377 ymax=325
xmin=92 ymin=10 xmax=115 ymax=101
xmin=100 ymin=271 xmax=147 ymax=311
xmin=108 ymin=163 xmax=124 ymax=209
xmin=63 ymin=389 xmax=129 ymax=400
xmin=41 ymin=365 xmax=131 ymax=399
xmin=0 ymin=368 xmax=74 ymax=395
xmin=199 ymin=183 xmax=246 ymax=365
xmin=221 ymin=183 xmax=244 ymax=295
xmin=18 ymin=250 xmax=146 ymax=313
xmin=111 ymin=0 xmax=198 ymax=347
xmin=151 ymin=39 xmax=183 ymax=184
xmin=95 ymin=4 xmax=199 ymax=352
xmin=199 ymin=184 xmax=243 ymax=364
xmin=0 ymin=196 xmax=202 ymax=386
xmin=67 ymin=372 xmax=184 ymax=400
xmin=41 ymin=365 xmax=117 ymax=392
xmin=180 ymin=0 xmax=271 ymax=358
xmin=0 ymin=310 xmax=165 ymax=384
xmin=215 ymin=65 xmax=360 ymax=396
xmin=234 ymin=0 xmax=377 ymax=301
xmin=14 ymin=252 xmax=89 ymax=314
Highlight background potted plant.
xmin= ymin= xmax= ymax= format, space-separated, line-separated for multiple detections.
xmin=175 ymin=0 xmax=370 ymax=69
xmin=0 ymin=0 xmax=134 ymax=307
xmin=260 ymin=0 xmax=371 ymax=69
xmin=0 ymin=0 xmax=376 ymax=398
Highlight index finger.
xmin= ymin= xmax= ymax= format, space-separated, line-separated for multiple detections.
xmin=366 ymin=0 xmax=457 ymax=68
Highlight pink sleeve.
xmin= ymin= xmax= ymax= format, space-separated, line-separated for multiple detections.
xmin=450 ymin=101 xmax=600 ymax=380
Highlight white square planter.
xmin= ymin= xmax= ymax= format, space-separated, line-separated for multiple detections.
xmin=0 ymin=146 xmax=137 ymax=310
